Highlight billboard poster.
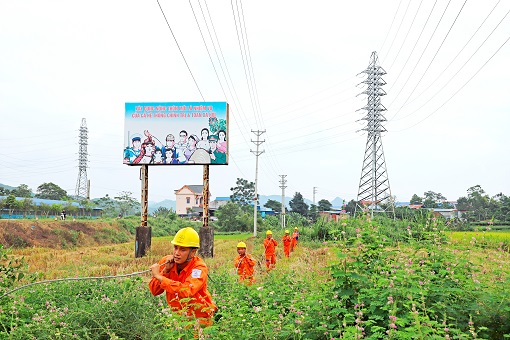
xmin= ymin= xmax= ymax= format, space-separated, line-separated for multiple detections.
xmin=124 ymin=102 xmax=229 ymax=166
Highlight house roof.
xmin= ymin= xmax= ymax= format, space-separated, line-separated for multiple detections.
xmin=214 ymin=196 xmax=230 ymax=201
xmin=174 ymin=185 xmax=205 ymax=195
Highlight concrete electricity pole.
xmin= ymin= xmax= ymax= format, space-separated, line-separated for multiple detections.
xmin=313 ymin=187 xmax=317 ymax=205
xmin=251 ymin=130 xmax=265 ymax=237
xmin=279 ymin=175 xmax=287 ymax=228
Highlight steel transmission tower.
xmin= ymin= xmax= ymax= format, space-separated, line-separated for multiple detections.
xmin=75 ymin=118 xmax=89 ymax=199
xmin=355 ymin=52 xmax=395 ymax=218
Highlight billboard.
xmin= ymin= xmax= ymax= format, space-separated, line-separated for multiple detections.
xmin=124 ymin=102 xmax=229 ymax=165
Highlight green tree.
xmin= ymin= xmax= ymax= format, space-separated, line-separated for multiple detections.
xmin=12 ymin=184 xmax=33 ymax=198
xmin=215 ymin=202 xmax=247 ymax=231
xmin=35 ymin=182 xmax=68 ymax=200
xmin=286 ymin=211 xmax=310 ymax=227
xmin=289 ymin=192 xmax=309 ymax=216
xmin=317 ymin=199 xmax=332 ymax=212
xmin=154 ymin=207 xmax=177 ymax=220
xmin=39 ymin=203 xmax=51 ymax=218
xmin=410 ymin=194 xmax=422 ymax=205
xmin=456 ymin=185 xmax=492 ymax=222
xmin=230 ymin=178 xmax=255 ymax=206
xmin=95 ymin=194 xmax=117 ymax=217
xmin=50 ymin=203 xmax=63 ymax=218
xmin=79 ymin=199 xmax=95 ymax=217
xmin=422 ymin=191 xmax=449 ymax=209
xmin=308 ymin=204 xmax=318 ymax=222
xmin=0 ymin=186 xmax=11 ymax=196
xmin=422 ymin=197 xmax=437 ymax=209
xmin=20 ymin=198 xmax=33 ymax=217
xmin=492 ymin=193 xmax=510 ymax=222
xmin=66 ymin=205 xmax=79 ymax=218
xmin=3 ymin=194 xmax=19 ymax=216
xmin=264 ymin=199 xmax=282 ymax=213
xmin=467 ymin=185 xmax=490 ymax=221
xmin=343 ymin=199 xmax=357 ymax=216
xmin=114 ymin=191 xmax=140 ymax=217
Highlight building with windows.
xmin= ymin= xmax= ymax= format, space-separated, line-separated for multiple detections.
xmin=174 ymin=185 xmax=206 ymax=216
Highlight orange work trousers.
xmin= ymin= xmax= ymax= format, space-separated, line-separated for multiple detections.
xmin=265 ymin=254 xmax=276 ymax=270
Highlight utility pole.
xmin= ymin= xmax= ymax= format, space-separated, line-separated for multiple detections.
xmin=313 ymin=187 xmax=317 ymax=205
xmin=355 ymin=51 xmax=395 ymax=219
xmin=251 ymin=130 xmax=265 ymax=237
xmin=199 ymin=165 xmax=213 ymax=258
xmin=279 ymin=175 xmax=287 ymax=229
xmin=135 ymin=164 xmax=151 ymax=258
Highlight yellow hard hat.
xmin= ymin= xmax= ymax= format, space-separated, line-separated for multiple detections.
xmin=171 ymin=227 xmax=200 ymax=248
xmin=266 ymin=230 xmax=272 ymax=235
xmin=285 ymin=229 xmax=289 ymax=234
xmin=237 ymin=241 xmax=247 ymax=248
xmin=294 ymin=227 xmax=298 ymax=230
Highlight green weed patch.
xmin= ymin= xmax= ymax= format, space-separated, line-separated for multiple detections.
xmin=1 ymin=217 xmax=509 ymax=339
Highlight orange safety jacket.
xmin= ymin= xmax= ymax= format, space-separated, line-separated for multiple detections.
xmin=263 ymin=238 xmax=278 ymax=255
xmin=282 ymin=235 xmax=291 ymax=252
xmin=234 ymin=254 xmax=256 ymax=278
xmin=291 ymin=231 xmax=299 ymax=247
xmin=149 ymin=256 xmax=217 ymax=320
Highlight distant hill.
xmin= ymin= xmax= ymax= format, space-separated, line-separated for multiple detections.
xmin=148 ymin=199 xmax=176 ymax=213
xmin=331 ymin=197 xmax=344 ymax=208
xmin=0 ymin=183 xmax=17 ymax=191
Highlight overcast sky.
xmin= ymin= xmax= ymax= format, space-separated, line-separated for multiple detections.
xmin=1 ymin=0 xmax=509 ymax=205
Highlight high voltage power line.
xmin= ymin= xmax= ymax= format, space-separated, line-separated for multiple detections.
xmin=388 ymin=3 xmax=508 ymax=123
xmin=31 ymin=1 xmax=503 ymax=204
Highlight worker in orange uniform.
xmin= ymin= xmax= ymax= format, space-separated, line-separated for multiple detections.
xmin=282 ymin=229 xmax=291 ymax=258
xmin=149 ymin=227 xmax=217 ymax=326
xmin=291 ymin=227 xmax=299 ymax=252
xmin=263 ymin=230 xmax=278 ymax=271
xmin=234 ymin=241 xmax=256 ymax=285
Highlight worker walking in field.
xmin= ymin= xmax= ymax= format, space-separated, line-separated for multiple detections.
xmin=234 ymin=241 xmax=256 ymax=285
xmin=291 ymin=227 xmax=299 ymax=252
xmin=282 ymin=230 xmax=291 ymax=258
xmin=149 ymin=227 xmax=217 ymax=326
xmin=264 ymin=230 xmax=278 ymax=271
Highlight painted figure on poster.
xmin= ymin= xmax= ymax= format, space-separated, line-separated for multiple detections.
xmin=162 ymin=134 xmax=177 ymax=164
xmin=217 ymin=129 xmax=227 ymax=154
xmin=133 ymin=130 xmax=156 ymax=164
xmin=184 ymin=134 xmax=198 ymax=162
xmin=196 ymin=128 xmax=210 ymax=152
xmin=164 ymin=148 xmax=176 ymax=164
xmin=209 ymin=135 xmax=226 ymax=164
xmin=175 ymin=130 xmax=188 ymax=164
xmin=123 ymin=134 xmax=142 ymax=164
xmin=153 ymin=146 xmax=164 ymax=164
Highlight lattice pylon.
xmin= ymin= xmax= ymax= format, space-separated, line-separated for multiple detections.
xmin=355 ymin=52 xmax=395 ymax=218
xmin=75 ymin=118 xmax=89 ymax=199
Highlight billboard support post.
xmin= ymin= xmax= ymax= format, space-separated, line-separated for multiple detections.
xmin=135 ymin=165 xmax=151 ymax=258
xmin=199 ymin=165 xmax=214 ymax=258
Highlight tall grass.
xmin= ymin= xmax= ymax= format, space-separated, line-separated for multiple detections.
xmin=1 ymin=218 xmax=509 ymax=339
